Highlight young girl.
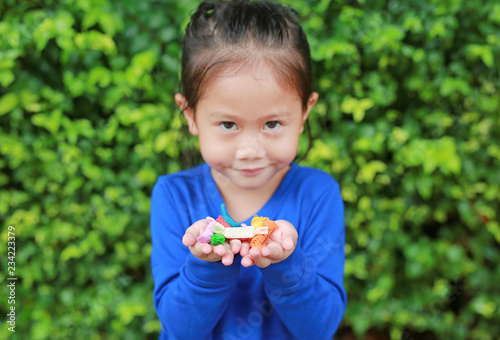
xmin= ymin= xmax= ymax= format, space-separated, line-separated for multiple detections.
xmin=150 ymin=1 xmax=346 ymax=339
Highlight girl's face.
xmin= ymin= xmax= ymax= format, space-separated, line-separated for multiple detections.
xmin=176 ymin=63 xmax=318 ymax=192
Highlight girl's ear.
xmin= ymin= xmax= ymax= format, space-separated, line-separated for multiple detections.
xmin=299 ymin=92 xmax=319 ymax=134
xmin=175 ymin=93 xmax=198 ymax=136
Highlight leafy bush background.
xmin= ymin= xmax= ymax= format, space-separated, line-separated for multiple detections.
xmin=1 ymin=0 xmax=499 ymax=339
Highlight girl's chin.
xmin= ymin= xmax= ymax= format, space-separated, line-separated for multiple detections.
xmin=211 ymin=164 xmax=290 ymax=191
xmin=226 ymin=175 xmax=269 ymax=190
xmin=211 ymin=168 xmax=267 ymax=190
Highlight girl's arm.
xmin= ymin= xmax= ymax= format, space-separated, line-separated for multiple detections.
xmin=259 ymin=180 xmax=347 ymax=339
xmin=150 ymin=178 xmax=241 ymax=339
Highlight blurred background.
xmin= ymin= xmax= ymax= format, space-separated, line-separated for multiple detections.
xmin=0 ymin=0 xmax=499 ymax=339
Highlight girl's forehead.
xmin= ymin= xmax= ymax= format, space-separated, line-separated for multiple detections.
xmin=199 ymin=62 xmax=302 ymax=104
xmin=196 ymin=71 xmax=303 ymax=120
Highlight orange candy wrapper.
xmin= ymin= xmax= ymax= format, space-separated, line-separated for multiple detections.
xmin=250 ymin=219 xmax=278 ymax=250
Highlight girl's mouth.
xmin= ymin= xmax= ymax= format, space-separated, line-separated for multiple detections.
xmin=237 ymin=168 xmax=265 ymax=176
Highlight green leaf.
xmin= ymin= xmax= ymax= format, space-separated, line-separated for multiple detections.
xmin=0 ymin=70 xmax=15 ymax=87
xmin=0 ymin=93 xmax=18 ymax=116
xmin=341 ymin=96 xmax=374 ymax=122
xmin=466 ymin=44 xmax=494 ymax=68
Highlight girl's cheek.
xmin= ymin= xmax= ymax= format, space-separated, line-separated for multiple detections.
xmin=270 ymin=138 xmax=299 ymax=158
xmin=204 ymin=136 xmax=234 ymax=157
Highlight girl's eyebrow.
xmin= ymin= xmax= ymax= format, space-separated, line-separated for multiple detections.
xmin=209 ymin=112 xmax=239 ymax=120
xmin=209 ymin=111 xmax=292 ymax=120
xmin=262 ymin=112 xmax=292 ymax=120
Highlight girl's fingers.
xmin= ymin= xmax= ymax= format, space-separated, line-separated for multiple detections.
xmin=241 ymin=255 xmax=254 ymax=267
xmin=260 ymin=245 xmax=273 ymax=257
xmin=202 ymin=243 xmax=213 ymax=255
xmin=229 ymin=239 xmax=242 ymax=254
xmin=194 ymin=242 xmax=212 ymax=255
xmin=239 ymin=241 xmax=250 ymax=257
xmin=213 ymin=244 xmax=227 ymax=257
xmin=221 ymin=251 xmax=234 ymax=266
xmin=249 ymin=246 xmax=261 ymax=259
xmin=269 ymin=228 xmax=283 ymax=244
xmin=273 ymin=220 xmax=298 ymax=242
xmin=282 ymin=236 xmax=295 ymax=251
xmin=182 ymin=232 xmax=197 ymax=247
xmin=252 ymin=254 xmax=272 ymax=268
xmin=261 ymin=243 xmax=282 ymax=258
xmin=183 ymin=219 xmax=209 ymax=247
xmin=249 ymin=247 xmax=273 ymax=267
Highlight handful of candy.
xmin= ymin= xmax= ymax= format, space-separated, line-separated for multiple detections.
xmin=197 ymin=204 xmax=278 ymax=250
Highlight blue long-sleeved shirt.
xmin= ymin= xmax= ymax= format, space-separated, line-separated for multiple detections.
xmin=150 ymin=163 xmax=346 ymax=339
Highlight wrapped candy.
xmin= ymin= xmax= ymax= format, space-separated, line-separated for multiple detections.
xmin=197 ymin=204 xmax=276 ymax=248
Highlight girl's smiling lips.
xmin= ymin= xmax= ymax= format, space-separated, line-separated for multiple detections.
xmin=237 ymin=167 xmax=266 ymax=176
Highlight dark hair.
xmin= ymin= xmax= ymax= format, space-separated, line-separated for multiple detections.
xmin=179 ymin=0 xmax=313 ymax=111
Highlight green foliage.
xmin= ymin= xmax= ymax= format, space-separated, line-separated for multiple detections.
xmin=0 ymin=0 xmax=499 ymax=339
xmin=298 ymin=0 xmax=500 ymax=338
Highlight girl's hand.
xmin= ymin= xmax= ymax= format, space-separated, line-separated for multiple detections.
xmin=182 ymin=219 xmax=243 ymax=266
xmin=240 ymin=220 xmax=297 ymax=268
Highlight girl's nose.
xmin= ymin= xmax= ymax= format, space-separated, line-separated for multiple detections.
xmin=235 ymin=143 xmax=266 ymax=160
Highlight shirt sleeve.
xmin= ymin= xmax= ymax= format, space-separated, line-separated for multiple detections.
xmin=259 ymin=178 xmax=347 ymax=339
xmin=150 ymin=178 xmax=241 ymax=339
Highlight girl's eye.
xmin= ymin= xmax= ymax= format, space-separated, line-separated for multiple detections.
xmin=264 ymin=121 xmax=280 ymax=130
xmin=221 ymin=122 xmax=237 ymax=130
